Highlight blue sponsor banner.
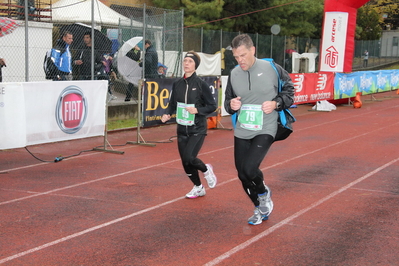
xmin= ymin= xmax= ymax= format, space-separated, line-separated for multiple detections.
xmin=334 ymin=69 xmax=399 ymax=99
xmin=389 ymin=69 xmax=399 ymax=90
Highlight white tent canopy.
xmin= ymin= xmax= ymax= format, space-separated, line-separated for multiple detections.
xmin=50 ymin=0 xmax=142 ymax=27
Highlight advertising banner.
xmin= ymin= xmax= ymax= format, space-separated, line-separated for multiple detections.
xmin=321 ymin=0 xmax=370 ymax=72
xmin=0 ymin=80 xmax=108 ymax=149
xmin=142 ymin=77 xmax=219 ymax=127
xmin=319 ymin=12 xmax=349 ymax=72
xmin=290 ymin=72 xmax=335 ymax=104
xmin=0 ymin=83 xmax=27 ymax=150
xmin=334 ymin=69 xmax=399 ymax=99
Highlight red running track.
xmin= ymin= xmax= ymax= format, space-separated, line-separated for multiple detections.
xmin=1 ymin=90 xmax=399 ymax=265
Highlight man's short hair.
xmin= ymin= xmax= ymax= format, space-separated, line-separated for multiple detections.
xmin=145 ymin=39 xmax=152 ymax=46
xmin=231 ymin=34 xmax=253 ymax=50
xmin=62 ymin=31 xmax=73 ymax=38
xmin=84 ymin=31 xmax=92 ymax=38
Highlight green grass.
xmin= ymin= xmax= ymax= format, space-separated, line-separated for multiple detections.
xmin=383 ymin=63 xmax=399 ymax=70
xmin=107 ymin=118 xmax=138 ymax=131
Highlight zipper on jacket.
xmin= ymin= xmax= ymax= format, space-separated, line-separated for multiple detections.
xmin=247 ymin=71 xmax=251 ymax=90
xmin=184 ymin=79 xmax=189 ymax=135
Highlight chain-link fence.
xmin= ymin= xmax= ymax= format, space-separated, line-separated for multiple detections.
xmin=0 ymin=0 xmax=183 ymax=84
xmin=0 ymin=0 xmax=398 ymax=83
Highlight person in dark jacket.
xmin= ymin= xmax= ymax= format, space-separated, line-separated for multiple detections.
xmin=141 ymin=39 xmax=158 ymax=79
xmin=161 ymin=51 xmax=218 ymax=198
xmin=73 ymin=31 xmax=104 ymax=80
xmin=224 ymin=34 xmax=294 ymax=225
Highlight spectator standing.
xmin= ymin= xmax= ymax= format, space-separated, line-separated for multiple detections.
xmin=51 ymin=31 xmax=73 ymax=81
xmin=0 ymin=57 xmax=6 ymax=82
xmin=142 ymin=39 xmax=158 ymax=79
xmin=73 ymin=31 xmax=104 ymax=80
xmin=224 ymin=34 xmax=294 ymax=225
xmin=363 ymin=50 xmax=369 ymax=68
xmin=161 ymin=51 xmax=217 ymax=198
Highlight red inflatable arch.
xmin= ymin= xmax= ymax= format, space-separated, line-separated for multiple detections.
xmin=319 ymin=0 xmax=370 ymax=73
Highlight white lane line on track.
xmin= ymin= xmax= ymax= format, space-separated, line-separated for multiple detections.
xmin=0 ymin=196 xmax=183 ymax=264
xmin=204 ymin=157 xmax=399 ymax=266
xmin=1 ymin=157 xmax=398 ymax=265
xmin=1 ymin=109 xmax=399 ymax=263
xmin=0 ymin=145 xmax=232 ymax=206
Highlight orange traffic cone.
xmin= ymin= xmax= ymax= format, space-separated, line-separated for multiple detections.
xmin=353 ymin=92 xmax=362 ymax=108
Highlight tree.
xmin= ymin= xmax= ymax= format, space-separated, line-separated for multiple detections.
xmin=356 ymin=5 xmax=382 ymax=40
xmin=366 ymin=0 xmax=399 ymax=30
xmin=151 ymin=0 xmax=324 ymax=37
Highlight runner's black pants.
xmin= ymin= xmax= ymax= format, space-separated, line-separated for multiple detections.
xmin=234 ymin=134 xmax=274 ymax=206
xmin=177 ymin=134 xmax=207 ymax=186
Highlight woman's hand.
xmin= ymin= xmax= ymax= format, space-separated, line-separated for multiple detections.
xmin=161 ymin=114 xmax=171 ymax=123
xmin=185 ymin=107 xmax=198 ymax=114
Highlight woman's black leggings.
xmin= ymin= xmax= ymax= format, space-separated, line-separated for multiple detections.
xmin=234 ymin=134 xmax=274 ymax=206
xmin=177 ymin=134 xmax=208 ymax=186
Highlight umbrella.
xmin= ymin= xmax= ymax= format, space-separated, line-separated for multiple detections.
xmin=117 ymin=36 xmax=143 ymax=86
xmin=59 ymin=23 xmax=112 ymax=54
xmin=285 ymin=49 xmax=297 ymax=54
xmin=0 ymin=17 xmax=20 ymax=37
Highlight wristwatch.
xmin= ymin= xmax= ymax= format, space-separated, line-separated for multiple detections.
xmin=276 ymin=101 xmax=281 ymax=109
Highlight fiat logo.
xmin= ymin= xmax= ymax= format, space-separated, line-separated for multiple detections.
xmin=55 ymin=86 xmax=88 ymax=134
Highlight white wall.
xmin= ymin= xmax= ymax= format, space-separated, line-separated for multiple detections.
xmin=0 ymin=21 xmax=53 ymax=82
xmin=380 ymin=30 xmax=399 ymax=57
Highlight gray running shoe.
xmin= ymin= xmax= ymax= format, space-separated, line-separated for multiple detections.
xmin=258 ymin=186 xmax=273 ymax=216
xmin=204 ymin=164 xmax=217 ymax=188
xmin=248 ymin=207 xmax=268 ymax=225
xmin=185 ymin=185 xmax=206 ymax=198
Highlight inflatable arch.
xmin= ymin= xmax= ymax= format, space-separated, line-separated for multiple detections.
xmin=319 ymin=0 xmax=370 ymax=73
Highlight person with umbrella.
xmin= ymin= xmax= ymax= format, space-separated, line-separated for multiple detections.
xmin=50 ymin=31 xmax=73 ymax=81
xmin=124 ymin=41 xmax=143 ymax=102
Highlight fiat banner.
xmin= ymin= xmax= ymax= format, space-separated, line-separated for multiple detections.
xmin=0 ymin=80 xmax=108 ymax=149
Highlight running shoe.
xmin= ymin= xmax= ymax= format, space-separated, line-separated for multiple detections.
xmin=185 ymin=185 xmax=206 ymax=198
xmin=248 ymin=207 xmax=269 ymax=225
xmin=204 ymin=164 xmax=217 ymax=188
xmin=258 ymin=185 xmax=273 ymax=216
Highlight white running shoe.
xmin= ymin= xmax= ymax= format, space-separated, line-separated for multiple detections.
xmin=258 ymin=185 xmax=273 ymax=216
xmin=185 ymin=185 xmax=206 ymax=198
xmin=204 ymin=164 xmax=217 ymax=188
xmin=248 ymin=207 xmax=268 ymax=225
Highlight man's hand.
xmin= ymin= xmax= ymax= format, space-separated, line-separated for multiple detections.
xmin=262 ymin=101 xmax=277 ymax=114
xmin=230 ymin=96 xmax=242 ymax=111
xmin=75 ymin=60 xmax=83 ymax=65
